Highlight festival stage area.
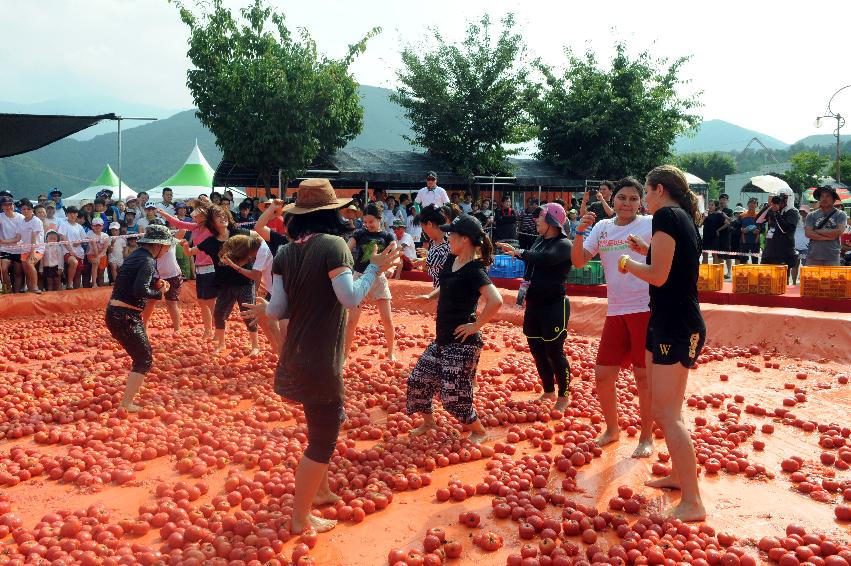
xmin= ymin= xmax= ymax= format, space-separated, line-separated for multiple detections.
xmin=0 ymin=280 xmax=849 ymax=565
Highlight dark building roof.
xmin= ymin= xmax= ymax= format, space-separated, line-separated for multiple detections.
xmin=214 ymin=148 xmax=583 ymax=189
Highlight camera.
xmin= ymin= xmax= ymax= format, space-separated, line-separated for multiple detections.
xmin=770 ymin=195 xmax=786 ymax=205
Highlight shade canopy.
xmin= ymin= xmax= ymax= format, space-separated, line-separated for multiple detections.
xmin=684 ymin=172 xmax=707 ymax=186
xmin=0 ymin=113 xmax=116 ymax=158
xmin=149 ymin=143 xmax=215 ymax=201
xmin=63 ymin=164 xmax=136 ymax=207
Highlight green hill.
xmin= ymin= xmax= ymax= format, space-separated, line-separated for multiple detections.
xmin=793 ymin=134 xmax=851 ymax=147
xmin=673 ymin=119 xmax=789 ymax=153
xmin=0 ymin=85 xmax=415 ymax=199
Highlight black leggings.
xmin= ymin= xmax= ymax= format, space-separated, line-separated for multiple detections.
xmin=303 ymin=402 xmax=346 ymax=463
xmin=213 ymin=284 xmax=257 ymax=331
xmin=528 ymin=333 xmax=571 ymax=397
xmin=105 ymin=305 xmax=153 ymax=374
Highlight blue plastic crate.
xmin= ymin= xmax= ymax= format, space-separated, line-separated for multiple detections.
xmin=488 ymin=254 xmax=525 ymax=278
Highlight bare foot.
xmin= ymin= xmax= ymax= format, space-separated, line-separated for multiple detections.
xmin=386 ymin=352 xmax=397 ymax=362
xmin=248 ymin=347 xmax=261 ymax=357
xmin=213 ymin=343 xmax=226 ymax=354
xmin=554 ymin=396 xmax=570 ymax=412
xmin=201 ymin=331 xmax=213 ymax=340
xmin=631 ymin=438 xmax=654 ymax=458
xmin=468 ymin=430 xmax=489 ymax=445
xmin=645 ymin=474 xmax=681 ymax=490
xmin=291 ymin=514 xmax=336 ymax=535
xmin=122 ymin=403 xmax=142 ymax=413
xmin=595 ymin=428 xmax=619 ymax=447
xmin=536 ymin=392 xmax=557 ymax=403
xmin=409 ymin=424 xmax=436 ymax=437
xmin=668 ymin=500 xmax=706 ymax=522
xmin=313 ymin=491 xmax=342 ymax=506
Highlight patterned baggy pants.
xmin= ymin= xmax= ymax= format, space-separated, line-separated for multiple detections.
xmin=406 ymin=341 xmax=481 ymax=424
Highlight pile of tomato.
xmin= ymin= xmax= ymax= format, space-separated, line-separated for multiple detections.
xmin=0 ymin=304 xmax=848 ymax=565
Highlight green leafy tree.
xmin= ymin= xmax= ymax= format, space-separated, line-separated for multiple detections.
xmin=533 ymin=44 xmax=701 ymax=179
xmin=784 ymin=151 xmax=830 ymax=193
xmin=392 ymin=14 xmax=538 ymax=182
xmin=173 ymin=0 xmax=379 ymax=196
xmin=829 ymin=154 xmax=851 ymax=183
xmin=673 ymin=152 xmax=736 ymax=184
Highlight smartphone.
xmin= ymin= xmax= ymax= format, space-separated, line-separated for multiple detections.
xmin=587 ymin=188 xmax=598 ymax=201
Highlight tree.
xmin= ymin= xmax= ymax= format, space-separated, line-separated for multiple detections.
xmin=533 ymin=44 xmax=701 ymax=179
xmin=829 ymin=154 xmax=851 ymax=183
xmin=783 ymin=151 xmax=830 ymax=194
xmin=173 ymin=0 xmax=379 ymax=196
xmin=672 ymin=152 xmax=736 ymax=185
xmin=391 ymin=14 xmax=538 ymax=183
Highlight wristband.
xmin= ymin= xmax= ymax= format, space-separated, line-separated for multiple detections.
xmin=618 ymin=255 xmax=630 ymax=271
xmin=575 ymin=231 xmax=588 ymax=237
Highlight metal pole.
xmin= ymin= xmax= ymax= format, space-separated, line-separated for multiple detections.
xmin=538 ymin=185 xmax=541 ymax=204
xmin=117 ymin=118 xmax=122 ymax=201
xmin=278 ymin=168 xmax=282 ymax=198
xmin=836 ymin=114 xmax=842 ymax=183
xmin=491 ymin=176 xmax=495 ymax=210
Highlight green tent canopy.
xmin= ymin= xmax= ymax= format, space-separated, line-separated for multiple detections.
xmin=149 ymin=143 xmax=215 ymax=201
xmin=64 ymin=164 xmax=136 ymax=207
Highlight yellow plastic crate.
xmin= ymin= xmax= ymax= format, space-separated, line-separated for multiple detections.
xmin=799 ymin=266 xmax=851 ymax=299
xmin=697 ymin=263 xmax=724 ymax=292
xmin=732 ymin=264 xmax=787 ymax=295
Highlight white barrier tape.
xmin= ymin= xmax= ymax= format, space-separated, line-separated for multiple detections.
xmin=702 ymin=249 xmax=762 ymax=257
xmin=4 ymin=221 xmax=259 ymax=253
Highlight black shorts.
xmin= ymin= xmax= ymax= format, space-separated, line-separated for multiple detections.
xmin=152 ymin=275 xmax=182 ymax=301
xmin=0 ymin=252 xmax=21 ymax=263
xmin=762 ymin=253 xmax=799 ymax=269
xmin=302 ymin=401 xmax=346 ymax=463
xmin=523 ymin=297 xmax=569 ymax=341
xmin=43 ymin=265 xmax=60 ymax=277
xmin=195 ymin=271 xmax=218 ymax=300
xmin=645 ymin=324 xmax=706 ymax=369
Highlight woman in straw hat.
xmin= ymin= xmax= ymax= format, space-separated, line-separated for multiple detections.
xmin=245 ymin=179 xmax=400 ymax=535
xmin=105 ymin=224 xmax=180 ymax=412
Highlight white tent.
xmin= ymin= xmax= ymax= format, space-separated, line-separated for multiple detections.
xmin=684 ymin=172 xmax=707 ymax=186
xmin=149 ymin=143 xmax=216 ymax=202
xmin=64 ymin=164 xmax=136 ymax=207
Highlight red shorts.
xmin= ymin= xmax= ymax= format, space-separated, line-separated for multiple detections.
xmin=595 ymin=311 xmax=651 ymax=368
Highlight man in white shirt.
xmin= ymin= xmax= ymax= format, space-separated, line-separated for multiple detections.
xmin=0 ymin=195 xmax=24 ymax=292
xmin=156 ymin=187 xmax=177 ymax=216
xmin=19 ymin=201 xmax=45 ymax=293
xmin=414 ymin=171 xmax=450 ymax=209
xmin=138 ymin=204 xmax=157 ymax=233
xmin=460 ymin=192 xmax=473 ymax=214
xmin=390 ymin=218 xmax=416 ymax=279
xmin=59 ymin=206 xmax=87 ymax=289
xmin=49 ymin=189 xmax=66 ymax=220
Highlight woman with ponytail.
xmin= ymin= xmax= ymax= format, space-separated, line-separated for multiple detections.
xmin=408 ymin=214 xmax=503 ymax=444
xmin=619 ymin=164 xmax=706 ymax=522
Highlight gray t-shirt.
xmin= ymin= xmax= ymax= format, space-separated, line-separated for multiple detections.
xmin=805 ymin=208 xmax=848 ymax=261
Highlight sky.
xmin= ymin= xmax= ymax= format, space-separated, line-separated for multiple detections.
xmin=2 ymin=0 xmax=850 ymax=145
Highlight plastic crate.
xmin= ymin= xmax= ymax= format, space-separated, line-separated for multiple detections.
xmin=567 ymin=260 xmax=605 ymax=285
xmin=488 ymin=254 xmax=525 ymax=279
xmin=799 ymin=266 xmax=851 ymax=299
xmin=732 ymin=264 xmax=787 ymax=295
xmin=697 ymin=263 xmax=724 ymax=292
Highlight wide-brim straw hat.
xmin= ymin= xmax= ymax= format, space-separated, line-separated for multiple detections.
xmin=283 ymin=179 xmax=351 ymax=215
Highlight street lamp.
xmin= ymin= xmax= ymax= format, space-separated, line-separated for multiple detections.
xmin=815 ymin=83 xmax=850 ymax=183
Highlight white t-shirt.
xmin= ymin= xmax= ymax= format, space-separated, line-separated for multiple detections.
xmin=109 ymin=237 xmax=127 ymax=265
xmin=87 ymin=231 xmax=110 ymax=258
xmin=252 ymin=240 xmax=274 ymax=292
xmin=406 ymin=216 xmax=423 ymax=242
xmin=43 ymin=242 xmax=64 ymax=268
xmin=59 ymin=222 xmax=87 ymax=258
xmin=794 ymin=221 xmax=808 ymax=251
xmin=137 ymin=217 xmax=150 ymax=233
xmin=0 ymin=212 xmax=23 ymax=253
xmin=415 ymin=186 xmax=450 ymax=208
xmin=394 ymin=232 xmax=417 ymax=260
xmin=460 ymin=202 xmax=472 ymax=213
xmin=583 ymin=215 xmax=653 ymax=317
xmin=156 ymin=246 xmax=182 ymax=279
xmin=19 ymin=216 xmax=45 ymax=254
